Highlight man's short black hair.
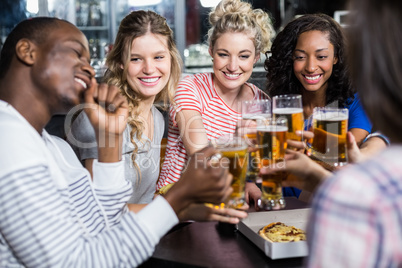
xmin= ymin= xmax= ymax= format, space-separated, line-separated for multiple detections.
xmin=0 ymin=17 xmax=67 ymax=78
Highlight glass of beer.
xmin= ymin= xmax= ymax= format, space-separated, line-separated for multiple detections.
xmin=311 ymin=107 xmax=348 ymax=167
xmin=272 ymin=94 xmax=304 ymax=149
xmin=257 ymin=118 xmax=288 ymax=210
xmin=241 ymin=99 xmax=271 ymax=181
xmin=211 ymin=134 xmax=248 ymax=209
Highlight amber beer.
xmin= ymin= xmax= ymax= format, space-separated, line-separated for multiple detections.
xmin=242 ymin=113 xmax=271 ymax=140
xmin=212 ymin=135 xmax=248 ymax=209
xmin=219 ymin=146 xmax=248 ymax=208
xmin=257 ymin=123 xmax=287 ymax=210
xmin=273 ymin=107 xmax=304 ymax=142
xmin=241 ymin=113 xmax=270 ymax=178
xmin=311 ymin=108 xmax=348 ymax=167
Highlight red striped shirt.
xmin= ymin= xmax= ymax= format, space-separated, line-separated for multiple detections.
xmin=157 ymin=72 xmax=268 ymax=190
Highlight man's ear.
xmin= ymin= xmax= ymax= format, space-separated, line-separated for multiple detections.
xmin=15 ymin=39 xmax=36 ymax=65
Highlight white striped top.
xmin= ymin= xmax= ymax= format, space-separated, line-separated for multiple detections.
xmin=0 ymin=101 xmax=178 ymax=267
xmin=158 ymin=72 xmax=268 ymax=190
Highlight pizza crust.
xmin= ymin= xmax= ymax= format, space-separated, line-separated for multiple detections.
xmin=258 ymin=222 xmax=306 ymax=243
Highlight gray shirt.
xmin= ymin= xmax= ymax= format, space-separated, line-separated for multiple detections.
xmin=68 ymin=106 xmax=164 ymax=204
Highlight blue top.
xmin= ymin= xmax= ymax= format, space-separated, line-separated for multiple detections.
xmin=303 ymin=94 xmax=372 ymax=132
xmin=284 ymin=93 xmax=372 ymax=198
xmin=344 ymin=94 xmax=372 ymax=133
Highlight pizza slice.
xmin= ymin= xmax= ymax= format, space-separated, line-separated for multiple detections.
xmin=258 ymin=222 xmax=306 ymax=243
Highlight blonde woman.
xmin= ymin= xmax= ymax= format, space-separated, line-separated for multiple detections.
xmin=69 ymin=10 xmax=180 ymax=204
xmin=159 ymin=0 xmax=275 ymax=207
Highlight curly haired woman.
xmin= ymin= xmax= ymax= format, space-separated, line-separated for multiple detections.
xmin=265 ymin=13 xmax=372 ymax=198
xmin=265 ymin=14 xmax=371 ymax=144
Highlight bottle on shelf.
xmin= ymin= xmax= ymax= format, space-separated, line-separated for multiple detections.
xmin=87 ymin=0 xmax=103 ymax=27
xmin=76 ymin=1 xmax=89 ymax=26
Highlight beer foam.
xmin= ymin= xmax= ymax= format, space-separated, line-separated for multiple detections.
xmin=256 ymin=125 xmax=288 ymax=132
xmin=242 ymin=113 xmax=271 ymax=120
xmin=315 ymin=112 xmax=348 ymax=121
xmin=273 ymin=108 xmax=303 ymax=114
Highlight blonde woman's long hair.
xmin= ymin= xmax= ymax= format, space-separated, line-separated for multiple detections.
xmin=103 ymin=10 xmax=182 ymax=183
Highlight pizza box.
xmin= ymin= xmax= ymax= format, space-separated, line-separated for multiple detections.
xmin=237 ymin=208 xmax=311 ymax=260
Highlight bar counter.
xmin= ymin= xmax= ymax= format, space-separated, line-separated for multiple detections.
xmin=139 ymin=197 xmax=310 ymax=268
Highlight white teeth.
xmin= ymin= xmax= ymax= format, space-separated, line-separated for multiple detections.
xmin=225 ymin=73 xmax=240 ymax=78
xmin=140 ymin=77 xmax=159 ymax=83
xmin=75 ymin=78 xmax=87 ymax=89
xmin=305 ymin=75 xmax=320 ymax=80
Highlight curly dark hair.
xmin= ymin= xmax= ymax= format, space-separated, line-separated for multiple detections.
xmin=265 ymin=13 xmax=354 ymax=107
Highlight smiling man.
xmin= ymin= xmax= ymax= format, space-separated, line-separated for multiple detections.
xmin=0 ymin=17 xmax=235 ymax=267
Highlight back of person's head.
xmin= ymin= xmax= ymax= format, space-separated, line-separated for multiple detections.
xmin=0 ymin=17 xmax=61 ymax=79
xmin=105 ymin=10 xmax=182 ymax=107
xmin=348 ymin=0 xmax=402 ymax=142
xmin=207 ymin=0 xmax=275 ymax=55
xmin=265 ymin=13 xmax=352 ymax=106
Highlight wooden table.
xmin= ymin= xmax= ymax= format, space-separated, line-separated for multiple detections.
xmin=139 ymin=197 xmax=310 ymax=268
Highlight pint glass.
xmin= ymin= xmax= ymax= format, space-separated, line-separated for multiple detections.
xmin=257 ymin=118 xmax=288 ymax=210
xmin=241 ymin=99 xmax=271 ymax=181
xmin=212 ymin=134 xmax=248 ymax=209
xmin=272 ymin=94 xmax=304 ymax=149
xmin=311 ymin=107 xmax=348 ymax=167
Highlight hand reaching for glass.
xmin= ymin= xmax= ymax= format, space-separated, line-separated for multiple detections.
xmin=178 ymin=203 xmax=248 ymax=224
xmin=286 ymin=130 xmax=314 ymax=154
xmin=260 ymin=151 xmax=330 ymax=193
xmin=259 ymin=131 xmax=384 ymax=195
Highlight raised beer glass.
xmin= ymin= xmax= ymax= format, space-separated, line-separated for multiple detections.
xmin=272 ymin=94 xmax=304 ymax=149
xmin=211 ymin=134 xmax=248 ymax=209
xmin=257 ymin=118 xmax=288 ymax=210
xmin=241 ymin=99 xmax=271 ymax=182
xmin=311 ymin=107 xmax=348 ymax=167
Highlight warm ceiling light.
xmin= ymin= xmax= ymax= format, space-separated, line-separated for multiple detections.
xmin=129 ymin=0 xmax=162 ymax=7
xmin=200 ymin=0 xmax=221 ymax=8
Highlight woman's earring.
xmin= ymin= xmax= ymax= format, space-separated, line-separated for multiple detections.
xmin=211 ymin=59 xmax=214 ymax=62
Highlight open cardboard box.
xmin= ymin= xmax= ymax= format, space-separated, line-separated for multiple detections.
xmin=238 ymin=208 xmax=311 ymax=260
